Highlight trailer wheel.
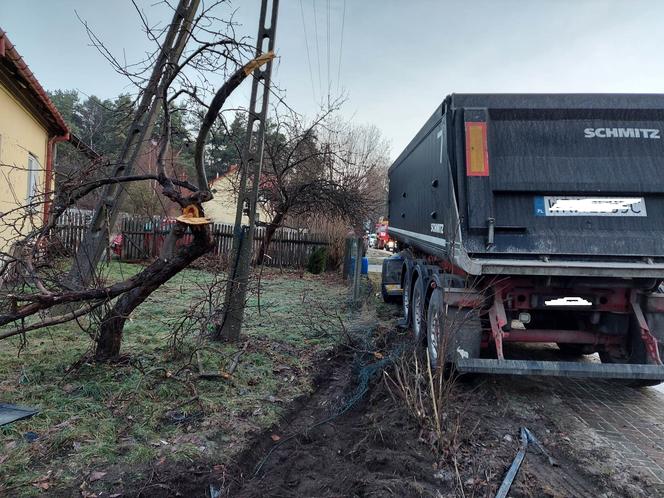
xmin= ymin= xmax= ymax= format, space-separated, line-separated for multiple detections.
xmin=427 ymin=288 xmax=444 ymax=369
xmin=411 ymin=276 xmax=426 ymax=345
xmin=401 ymin=267 xmax=412 ymax=326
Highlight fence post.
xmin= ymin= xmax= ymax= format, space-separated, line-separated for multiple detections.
xmin=152 ymin=217 xmax=158 ymax=258
xmin=352 ymin=237 xmax=363 ymax=304
xmin=343 ymin=237 xmax=353 ymax=280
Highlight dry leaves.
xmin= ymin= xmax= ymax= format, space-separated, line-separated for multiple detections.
xmin=31 ymin=471 xmax=53 ymax=491
xmin=88 ymin=471 xmax=106 ymax=482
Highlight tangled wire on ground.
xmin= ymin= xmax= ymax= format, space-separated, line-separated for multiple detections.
xmin=252 ymin=314 xmax=406 ymax=475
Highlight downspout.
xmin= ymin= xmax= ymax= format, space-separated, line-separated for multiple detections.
xmin=44 ymin=133 xmax=70 ymax=222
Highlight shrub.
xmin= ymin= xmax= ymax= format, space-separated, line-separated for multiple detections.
xmin=306 ymin=217 xmax=350 ymax=271
xmin=307 ymin=247 xmax=328 ymax=274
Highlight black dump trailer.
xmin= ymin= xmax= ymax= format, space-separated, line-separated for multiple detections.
xmin=384 ymin=93 xmax=664 ymax=385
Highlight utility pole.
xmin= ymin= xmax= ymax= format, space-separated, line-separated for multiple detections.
xmin=66 ymin=0 xmax=199 ymax=288
xmin=216 ymin=0 xmax=279 ymax=341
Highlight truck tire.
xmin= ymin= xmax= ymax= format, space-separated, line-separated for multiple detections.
xmin=426 ymin=287 xmax=481 ymax=370
xmin=401 ymin=267 xmax=412 ymax=326
xmin=427 ymin=288 xmax=443 ymax=368
xmin=411 ymin=276 xmax=426 ymax=345
xmin=599 ymin=315 xmax=664 ymax=387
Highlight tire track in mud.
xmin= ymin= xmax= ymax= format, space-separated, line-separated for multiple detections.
xmin=220 ymin=347 xmax=444 ymax=497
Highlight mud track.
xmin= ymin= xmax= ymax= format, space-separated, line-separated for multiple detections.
xmin=222 ymin=347 xmax=442 ymax=497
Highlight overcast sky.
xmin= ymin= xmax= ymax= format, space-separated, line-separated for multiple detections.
xmin=3 ymin=0 xmax=664 ymax=158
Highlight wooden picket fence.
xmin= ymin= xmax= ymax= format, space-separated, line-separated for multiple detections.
xmin=54 ymin=214 xmax=328 ymax=268
xmin=120 ymin=217 xmax=328 ymax=267
xmin=52 ymin=210 xmax=93 ymax=254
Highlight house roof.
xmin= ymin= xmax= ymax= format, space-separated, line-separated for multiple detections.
xmin=0 ymin=29 xmax=69 ymax=136
xmin=69 ymin=132 xmax=102 ymax=161
xmin=208 ymin=163 xmax=279 ymax=194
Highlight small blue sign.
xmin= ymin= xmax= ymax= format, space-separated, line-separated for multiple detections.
xmin=534 ymin=196 xmax=546 ymax=216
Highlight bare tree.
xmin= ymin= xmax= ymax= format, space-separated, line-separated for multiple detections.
xmin=256 ymin=113 xmax=390 ymax=264
xmin=0 ymin=0 xmax=273 ymax=360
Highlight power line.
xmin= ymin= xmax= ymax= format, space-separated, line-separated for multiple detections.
xmin=299 ymin=0 xmax=317 ymax=103
xmin=336 ymin=0 xmax=346 ymax=93
xmin=312 ymin=0 xmax=323 ymax=101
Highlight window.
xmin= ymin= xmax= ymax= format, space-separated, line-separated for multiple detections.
xmin=27 ymin=153 xmax=39 ymax=205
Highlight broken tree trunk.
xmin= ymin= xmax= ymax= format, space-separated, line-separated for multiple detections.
xmin=94 ymin=51 xmax=277 ymax=361
xmin=95 ymin=222 xmax=212 ymax=360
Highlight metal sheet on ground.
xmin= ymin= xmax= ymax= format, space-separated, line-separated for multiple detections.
xmin=0 ymin=403 xmax=38 ymax=426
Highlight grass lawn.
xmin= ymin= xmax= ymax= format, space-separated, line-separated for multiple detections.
xmin=0 ymin=261 xmax=349 ymax=496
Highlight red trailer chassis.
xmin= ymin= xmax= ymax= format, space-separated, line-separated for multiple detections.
xmin=486 ymin=280 xmax=662 ymax=365
xmin=389 ymin=251 xmax=664 ymax=382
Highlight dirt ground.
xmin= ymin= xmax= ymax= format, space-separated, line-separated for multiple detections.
xmin=219 ymin=345 xmax=657 ymax=498
xmin=142 ymin=303 xmax=661 ymax=497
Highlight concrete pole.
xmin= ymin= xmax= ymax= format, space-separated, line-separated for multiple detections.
xmin=216 ymin=0 xmax=279 ymax=341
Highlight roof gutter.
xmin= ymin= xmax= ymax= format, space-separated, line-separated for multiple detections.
xmin=44 ymin=133 xmax=70 ymax=222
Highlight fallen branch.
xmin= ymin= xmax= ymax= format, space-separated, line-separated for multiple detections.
xmin=227 ymin=340 xmax=249 ymax=375
xmin=195 ymin=340 xmax=249 ymax=379
xmin=0 ymin=301 xmax=106 ymax=341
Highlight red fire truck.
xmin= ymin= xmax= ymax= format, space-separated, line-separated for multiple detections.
xmin=375 ymin=219 xmax=396 ymax=252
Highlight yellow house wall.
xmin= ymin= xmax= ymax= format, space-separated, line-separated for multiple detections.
xmin=206 ymin=174 xmax=271 ymax=225
xmin=0 ymin=84 xmax=49 ymax=249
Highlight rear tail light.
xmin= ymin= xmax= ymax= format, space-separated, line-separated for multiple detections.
xmin=465 ymin=122 xmax=489 ymax=176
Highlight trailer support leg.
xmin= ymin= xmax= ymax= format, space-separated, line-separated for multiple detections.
xmin=630 ymin=293 xmax=662 ymax=365
xmin=489 ymin=288 xmax=509 ymax=360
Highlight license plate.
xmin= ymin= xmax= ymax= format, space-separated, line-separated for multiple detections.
xmin=534 ymin=196 xmax=647 ymax=217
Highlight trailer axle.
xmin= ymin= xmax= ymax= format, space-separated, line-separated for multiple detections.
xmin=501 ymin=329 xmax=623 ymax=345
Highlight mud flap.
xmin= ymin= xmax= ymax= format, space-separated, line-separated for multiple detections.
xmin=445 ymin=306 xmax=482 ymax=362
xmin=380 ymin=255 xmax=403 ymax=303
